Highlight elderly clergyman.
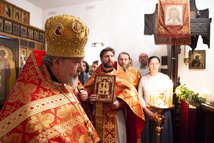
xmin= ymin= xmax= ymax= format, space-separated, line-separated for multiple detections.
xmin=0 ymin=15 xmax=99 ymax=143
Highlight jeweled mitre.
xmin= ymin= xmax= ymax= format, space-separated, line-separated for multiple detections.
xmin=45 ymin=15 xmax=89 ymax=58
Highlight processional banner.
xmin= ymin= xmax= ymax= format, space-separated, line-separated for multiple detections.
xmin=156 ymin=0 xmax=191 ymax=45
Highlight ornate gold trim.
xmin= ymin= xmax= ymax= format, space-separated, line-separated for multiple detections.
xmin=0 ymin=93 xmax=74 ymax=138
xmin=29 ymin=116 xmax=83 ymax=143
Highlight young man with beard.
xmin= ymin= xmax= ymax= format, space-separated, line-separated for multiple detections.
xmin=118 ymin=52 xmax=141 ymax=89
xmin=0 ymin=15 xmax=99 ymax=143
xmin=84 ymin=47 xmax=145 ymax=143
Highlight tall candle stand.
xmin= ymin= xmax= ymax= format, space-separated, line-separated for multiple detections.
xmin=148 ymin=103 xmax=174 ymax=143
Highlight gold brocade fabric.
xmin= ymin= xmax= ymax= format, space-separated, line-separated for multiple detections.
xmin=156 ymin=0 xmax=191 ymax=45
xmin=45 ymin=15 xmax=89 ymax=58
xmin=125 ymin=67 xmax=141 ymax=89
xmin=0 ymin=50 xmax=99 ymax=143
xmin=84 ymin=62 xmax=145 ymax=142
xmin=95 ymin=103 xmax=104 ymax=140
xmin=124 ymin=67 xmax=142 ymax=143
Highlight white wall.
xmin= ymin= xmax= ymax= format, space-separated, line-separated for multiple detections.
xmin=42 ymin=0 xmax=167 ymax=66
xmin=43 ymin=0 xmax=214 ymax=94
xmin=7 ymin=0 xmax=214 ymax=94
xmin=178 ymin=0 xmax=214 ymax=95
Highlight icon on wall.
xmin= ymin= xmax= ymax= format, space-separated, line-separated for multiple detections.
xmin=189 ymin=50 xmax=206 ymax=69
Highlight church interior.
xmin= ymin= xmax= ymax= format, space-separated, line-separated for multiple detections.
xmin=0 ymin=0 xmax=214 ymax=143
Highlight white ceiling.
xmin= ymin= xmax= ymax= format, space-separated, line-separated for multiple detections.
xmin=27 ymin=0 xmax=102 ymax=9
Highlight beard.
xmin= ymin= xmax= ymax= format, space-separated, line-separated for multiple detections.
xmin=121 ymin=65 xmax=129 ymax=71
xmin=103 ymin=61 xmax=114 ymax=68
xmin=66 ymin=74 xmax=79 ymax=88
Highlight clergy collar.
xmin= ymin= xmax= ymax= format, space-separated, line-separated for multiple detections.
xmin=100 ymin=61 xmax=118 ymax=72
xmin=102 ymin=68 xmax=114 ymax=73
xmin=46 ymin=66 xmax=60 ymax=83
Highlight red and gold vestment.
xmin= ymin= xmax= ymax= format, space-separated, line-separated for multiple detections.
xmin=125 ymin=67 xmax=141 ymax=89
xmin=124 ymin=67 xmax=142 ymax=143
xmin=0 ymin=50 xmax=99 ymax=143
xmin=84 ymin=62 xmax=145 ymax=143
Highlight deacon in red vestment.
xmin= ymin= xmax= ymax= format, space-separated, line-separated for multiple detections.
xmin=84 ymin=47 xmax=145 ymax=143
xmin=0 ymin=15 xmax=99 ymax=143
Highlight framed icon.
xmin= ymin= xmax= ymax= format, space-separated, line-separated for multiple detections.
xmin=189 ymin=50 xmax=206 ymax=69
xmin=20 ymin=25 xmax=27 ymax=38
xmin=161 ymin=56 xmax=168 ymax=65
xmin=4 ymin=3 xmax=12 ymax=18
xmin=28 ymin=28 xmax=33 ymax=39
xmin=22 ymin=11 xmax=29 ymax=24
xmin=165 ymin=5 xmax=183 ymax=26
xmin=4 ymin=20 xmax=12 ymax=33
xmin=13 ymin=7 xmax=21 ymax=21
xmin=0 ymin=18 xmax=3 ymax=31
xmin=20 ymin=47 xmax=27 ymax=69
xmin=34 ymin=30 xmax=39 ymax=41
xmin=13 ymin=23 xmax=20 ymax=35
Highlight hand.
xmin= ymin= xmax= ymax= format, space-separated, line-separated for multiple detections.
xmin=89 ymin=94 xmax=97 ymax=103
xmin=78 ymin=90 xmax=88 ymax=101
xmin=147 ymin=110 xmax=157 ymax=121
xmin=144 ymin=107 xmax=157 ymax=121
xmin=110 ymin=98 xmax=120 ymax=110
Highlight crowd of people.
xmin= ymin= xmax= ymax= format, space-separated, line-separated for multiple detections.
xmin=0 ymin=14 xmax=173 ymax=143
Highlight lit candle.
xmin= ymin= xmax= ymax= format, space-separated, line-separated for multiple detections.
xmin=184 ymin=45 xmax=189 ymax=58
xmin=211 ymin=92 xmax=214 ymax=103
xmin=164 ymin=90 xmax=166 ymax=103
xmin=202 ymin=89 xmax=206 ymax=99
xmin=208 ymin=91 xmax=211 ymax=103
xmin=152 ymin=93 xmax=155 ymax=104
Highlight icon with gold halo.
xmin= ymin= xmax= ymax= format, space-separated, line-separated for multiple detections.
xmin=54 ymin=23 xmax=64 ymax=36
xmin=72 ymin=21 xmax=81 ymax=32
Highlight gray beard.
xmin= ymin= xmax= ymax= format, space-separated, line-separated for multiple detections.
xmin=121 ymin=65 xmax=129 ymax=71
xmin=122 ymin=65 xmax=129 ymax=71
xmin=66 ymin=76 xmax=78 ymax=88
